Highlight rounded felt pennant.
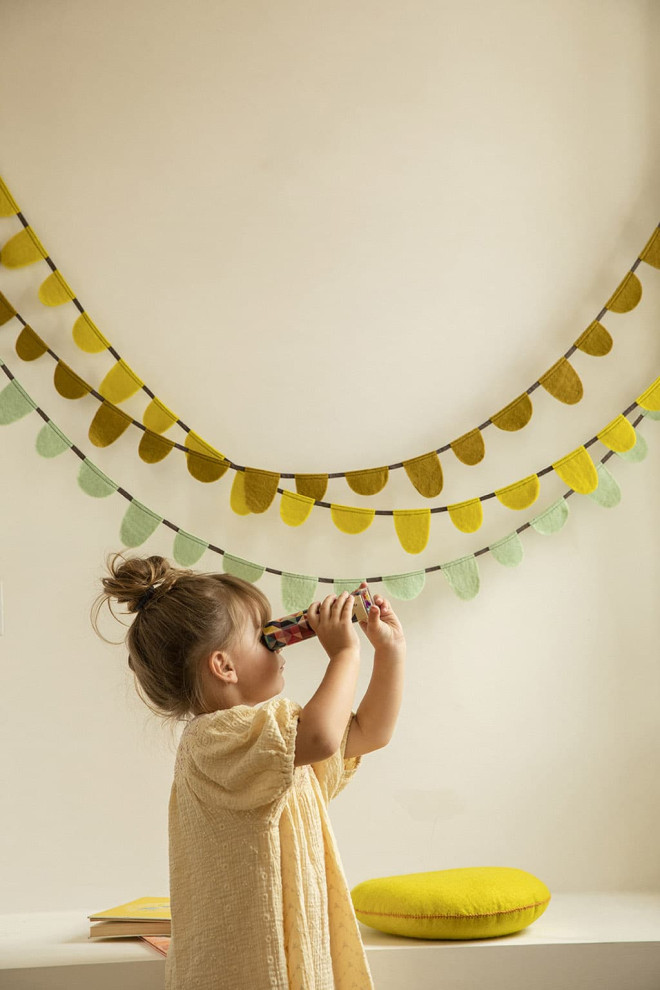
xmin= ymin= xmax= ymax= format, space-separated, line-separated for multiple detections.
xmin=280 ymin=489 xmax=315 ymax=527
xmin=382 ymin=571 xmax=426 ymax=601
xmin=0 ymin=291 xmax=16 ymax=325
xmin=489 ymin=532 xmax=524 ymax=567
xmin=185 ymin=432 xmax=229 ymax=482
xmin=640 ymin=227 xmax=660 ymax=268
xmin=143 ymin=396 xmax=178 ymax=434
xmin=120 ymin=500 xmax=163 ymax=547
xmin=441 ymin=556 xmax=480 ymax=600
xmin=539 ymin=358 xmax=583 ymax=404
xmin=0 ymin=177 xmax=20 ymax=216
xmin=138 ymin=430 xmax=175 ymax=464
xmin=89 ymin=401 xmax=132 ymax=447
xmin=450 ymin=429 xmax=485 ymax=466
xmin=173 ymin=530 xmax=208 ymax=567
xmin=77 ymin=459 xmax=118 ymax=498
xmin=281 ymin=573 xmax=318 ymax=612
xmin=38 ymin=271 xmax=75 ymax=307
xmin=491 ymin=393 xmax=533 ymax=432
xmin=605 ymin=272 xmax=642 ymax=313
xmin=495 ymin=475 xmax=540 ymax=510
xmin=587 ymin=464 xmax=621 ymax=508
xmin=295 ymin=474 xmax=329 ymax=501
xmin=615 ymin=430 xmax=647 ymax=462
xmin=636 ymin=376 xmax=660 ymax=412
xmin=552 ymin=446 xmax=598 ymax=493
xmin=98 ymin=360 xmax=144 ymax=403
xmin=333 ymin=578 xmax=366 ymax=595
xmin=530 ymin=498 xmax=569 ymax=535
xmin=574 ymin=320 xmax=613 ymax=357
xmin=331 ymin=504 xmax=375 ymax=535
xmin=597 ymin=415 xmax=636 ymax=453
xmin=72 ymin=313 xmax=110 ymax=353
xmin=36 ymin=421 xmax=72 ymax=458
xmin=0 ymin=378 xmax=36 ymax=423
xmin=403 ymin=452 xmax=444 ymax=497
xmin=15 ymin=326 xmax=48 ymax=362
xmin=0 ymin=226 xmax=47 ymax=267
xmin=244 ymin=468 xmax=280 ymax=513
xmin=230 ymin=471 xmax=251 ymax=515
xmin=393 ymin=509 xmax=431 ymax=554
xmin=346 ymin=467 xmax=389 ymax=496
xmin=53 ymin=361 xmax=91 ymax=400
xmin=447 ymin=498 xmax=483 ymax=534
xmin=222 ymin=554 xmax=265 ymax=583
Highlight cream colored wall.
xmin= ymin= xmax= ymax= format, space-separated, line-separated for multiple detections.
xmin=1 ymin=0 xmax=659 ymax=913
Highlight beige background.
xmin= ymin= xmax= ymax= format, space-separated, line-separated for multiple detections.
xmin=0 ymin=0 xmax=659 ymax=913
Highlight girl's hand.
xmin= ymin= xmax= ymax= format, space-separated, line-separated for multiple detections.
xmin=307 ymin=592 xmax=360 ymax=660
xmin=358 ymin=583 xmax=405 ymax=651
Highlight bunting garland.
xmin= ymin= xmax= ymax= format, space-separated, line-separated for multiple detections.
xmin=0 ymin=357 xmax=657 ymax=607
xmin=1 ymin=174 xmax=659 ymax=500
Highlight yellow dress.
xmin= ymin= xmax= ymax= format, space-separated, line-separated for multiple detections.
xmin=165 ymin=696 xmax=374 ymax=990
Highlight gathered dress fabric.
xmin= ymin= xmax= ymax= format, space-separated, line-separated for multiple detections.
xmin=165 ymin=696 xmax=374 ymax=990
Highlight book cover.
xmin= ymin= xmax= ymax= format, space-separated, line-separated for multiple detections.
xmin=89 ymin=918 xmax=171 ymax=938
xmin=142 ymin=936 xmax=171 ymax=957
xmin=89 ymin=896 xmax=171 ymax=921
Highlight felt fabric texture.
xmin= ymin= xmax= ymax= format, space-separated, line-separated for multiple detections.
xmin=0 ymin=378 xmax=35 ymax=423
xmin=281 ymin=573 xmax=318 ymax=612
xmin=597 ymin=415 xmax=636 ymax=453
xmin=244 ymin=468 xmax=280 ymax=513
xmin=0 ymin=226 xmax=47 ymax=267
xmin=489 ymin=532 xmax=524 ymax=567
xmin=173 ymin=530 xmax=208 ymax=567
xmin=331 ymin=503 xmax=375 ymax=534
xmin=530 ymin=498 xmax=569 ymax=535
xmin=230 ymin=471 xmax=252 ymax=515
xmin=280 ymin=489 xmax=315 ymax=527
xmin=38 ymin=270 xmax=75 ymax=306
xmin=642 ymin=408 xmax=660 ymax=420
xmin=222 ymin=554 xmax=265 ymax=583
xmin=345 ymin=467 xmax=389 ymax=495
xmin=138 ymin=430 xmax=175 ymax=463
xmin=605 ymin=271 xmax=642 ymax=313
xmin=53 ymin=361 xmax=91 ymax=399
xmin=15 ymin=325 xmax=48 ymax=361
xmin=0 ymin=176 xmax=19 ymax=216
xmin=98 ymin=360 xmax=144 ymax=403
xmin=77 ymin=459 xmax=118 ymax=498
xmin=448 ymin=498 xmax=483 ymax=533
xmin=72 ymin=313 xmax=110 ymax=353
xmin=616 ymin=430 xmax=647 ymax=462
xmin=636 ymin=376 xmax=660 ymax=411
xmin=393 ymin=509 xmax=431 ymax=554
xmin=495 ymin=474 xmax=540 ymax=510
xmin=587 ymin=464 xmax=621 ymax=508
xmin=143 ymin=396 xmax=178 ymax=433
xmin=441 ymin=556 xmax=480 ymax=600
xmin=552 ymin=446 xmax=598 ymax=493
xmin=574 ymin=320 xmax=613 ymax=357
xmin=382 ymin=571 xmax=426 ymax=601
xmin=351 ymin=867 xmax=551 ymax=940
xmin=294 ymin=473 xmax=329 ymax=501
xmin=539 ymin=357 xmax=583 ymax=404
xmin=640 ymin=226 xmax=660 ymax=268
xmin=0 ymin=291 xmax=16 ymax=325
xmin=450 ymin=428 xmax=485 ymax=465
xmin=490 ymin=392 xmax=533 ymax=431
xmin=35 ymin=421 xmax=72 ymax=458
xmin=88 ymin=401 xmax=132 ymax=447
xmin=333 ymin=578 xmax=366 ymax=595
xmin=185 ymin=432 xmax=229 ymax=482
xmin=120 ymin=499 xmax=163 ymax=547
xmin=403 ymin=451 xmax=444 ymax=497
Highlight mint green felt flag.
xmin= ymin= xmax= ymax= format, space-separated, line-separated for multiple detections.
xmin=77 ymin=459 xmax=118 ymax=498
xmin=223 ymin=554 xmax=265 ymax=583
xmin=489 ymin=532 xmax=524 ymax=567
xmin=281 ymin=573 xmax=318 ymax=612
xmin=530 ymin=498 xmax=569 ymax=535
xmin=333 ymin=578 xmax=366 ymax=595
xmin=0 ymin=378 xmax=36 ymax=424
xmin=35 ymin=421 xmax=72 ymax=458
xmin=173 ymin=530 xmax=208 ymax=567
xmin=383 ymin=571 xmax=426 ymax=601
xmin=120 ymin=500 xmax=163 ymax=547
xmin=616 ymin=431 xmax=647 ymax=462
xmin=587 ymin=464 xmax=621 ymax=508
xmin=641 ymin=408 xmax=660 ymax=421
xmin=441 ymin=556 xmax=480 ymax=600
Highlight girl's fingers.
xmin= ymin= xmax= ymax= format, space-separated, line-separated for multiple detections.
xmin=341 ymin=593 xmax=355 ymax=617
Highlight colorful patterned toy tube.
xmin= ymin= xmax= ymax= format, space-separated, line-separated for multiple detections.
xmin=261 ymin=586 xmax=373 ymax=651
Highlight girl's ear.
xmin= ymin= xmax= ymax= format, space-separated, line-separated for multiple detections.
xmin=208 ymin=650 xmax=238 ymax=685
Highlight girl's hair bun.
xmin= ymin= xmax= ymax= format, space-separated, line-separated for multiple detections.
xmin=101 ymin=552 xmax=189 ymax=614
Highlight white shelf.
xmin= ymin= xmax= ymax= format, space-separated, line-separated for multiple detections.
xmin=1 ymin=894 xmax=659 ymax=990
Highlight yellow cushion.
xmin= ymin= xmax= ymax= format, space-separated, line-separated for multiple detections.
xmin=351 ymin=867 xmax=551 ymax=940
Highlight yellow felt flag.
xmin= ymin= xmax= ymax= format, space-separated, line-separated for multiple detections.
xmin=552 ymin=446 xmax=598 ymax=493
xmin=72 ymin=313 xmax=110 ymax=353
xmin=346 ymin=467 xmax=389 ymax=496
xmin=539 ymin=357 xmax=583 ymax=404
xmin=244 ymin=468 xmax=280 ymax=513
xmin=98 ymin=360 xmax=144 ymax=403
xmin=0 ymin=227 xmax=47 ymax=267
xmin=230 ymin=471 xmax=252 ymax=515
xmin=0 ymin=177 xmax=20 ymax=216
xmin=636 ymin=376 xmax=660 ymax=412
xmin=280 ymin=490 xmax=315 ymax=527
xmin=495 ymin=474 xmax=540 ymax=510
xmin=139 ymin=430 xmax=175 ymax=463
xmin=403 ymin=451 xmax=443 ymax=497
xmin=295 ymin=474 xmax=328 ymax=501
xmin=0 ymin=292 xmax=16 ymax=325
xmin=89 ymin=401 xmax=132 ymax=447
xmin=143 ymin=396 xmax=178 ymax=433
xmin=574 ymin=320 xmax=612 ymax=357
xmin=448 ymin=498 xmax=483 ymax=533
xmin=450 ymin=429 xmax=485 ymax=466
xmin=605 ymin=272 xmax=642 ymax=313
xmin=393 ymin=509 xmax=431 ymax=554
xmin=640 ymin=227 xmax=660 ymax=269
xmin=185 ymin=431 xmax=229 ymax=482
xmin=491 ymin=393 xmax=533 ymax=431
xmin=330 ymin=504 xmax=375 ymax=534
xmin=15 ymin=326 xmax=48 ymax=362
xmin=597 ymin=415 xmax=636 ymax=453
xmin=53 ymin=361 xmax=91 ymax=399
xmin=39 ymin=271 xmax=75 ymax=306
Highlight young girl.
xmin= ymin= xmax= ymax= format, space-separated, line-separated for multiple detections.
xmin=95 ymin=553 xmax=406 ymax=990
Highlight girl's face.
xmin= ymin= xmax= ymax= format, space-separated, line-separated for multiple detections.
xmin=230 ymin=616 xmax=286 ymax=705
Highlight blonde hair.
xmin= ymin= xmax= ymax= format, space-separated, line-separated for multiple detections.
xmin=92 ymin=552 xmax=271 ymax=725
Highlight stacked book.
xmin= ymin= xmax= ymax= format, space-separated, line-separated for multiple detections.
xmin=88 ymin=896 xmax=171 ymax=940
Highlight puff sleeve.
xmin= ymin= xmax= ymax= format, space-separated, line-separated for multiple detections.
xmin=183 ymin=697 xmax=302 ymax=817
xmin=311 ymin=712 xmax=362 ymax=805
